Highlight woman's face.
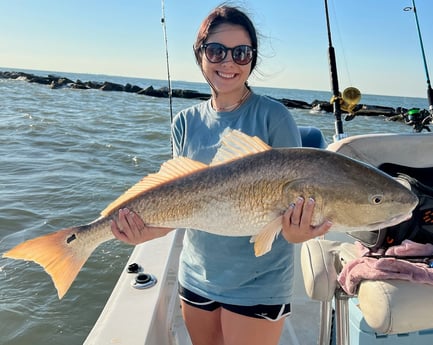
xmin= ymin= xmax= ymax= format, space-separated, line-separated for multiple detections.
xmin=201 ymin=23 xmax=252 ymax=95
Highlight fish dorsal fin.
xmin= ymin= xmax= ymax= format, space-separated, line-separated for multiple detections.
xmin=101 ymin=157 xmax=208 ymax=217
xmin=210 ymin=130 xmax=272 ymax=166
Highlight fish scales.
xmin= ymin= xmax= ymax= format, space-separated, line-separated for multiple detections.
xmin=120 ymin=149 xmax=293 ymax=235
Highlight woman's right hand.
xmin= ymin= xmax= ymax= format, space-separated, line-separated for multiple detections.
xmin=111 ymin=208 xmax=173 ymax=245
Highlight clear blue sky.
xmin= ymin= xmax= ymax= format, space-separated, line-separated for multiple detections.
xmin=1 ymin=0 xmax=432 ymax=98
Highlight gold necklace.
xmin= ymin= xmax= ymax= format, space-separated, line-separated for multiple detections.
xmin=212 ymin=88 xmax=251 ymax=112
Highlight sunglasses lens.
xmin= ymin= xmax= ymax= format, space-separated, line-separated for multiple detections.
xmin=232 ymin=46 xmax=253 ymax=65
xmin=205 ymin=43 xmax=227 ymax=63
xmin=202 ymin=43 xmax=254 ymax=65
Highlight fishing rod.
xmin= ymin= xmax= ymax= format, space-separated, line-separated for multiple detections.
xmin=160 ymin=0 xmax=174 ymax=153
xmin=320 ymin=6 xmax=350 ymax=342
xmin=404 ymin=0 xmax=433 ymax=116
xmin=323 ymin=0 xmax=346 ymax=142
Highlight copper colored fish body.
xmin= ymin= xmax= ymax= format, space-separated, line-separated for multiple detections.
xmin=3 ymin=131 xmax=418 ymax=298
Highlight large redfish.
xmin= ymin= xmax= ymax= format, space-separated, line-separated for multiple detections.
xmin=3 ymin=130 xmax=418 ymax=299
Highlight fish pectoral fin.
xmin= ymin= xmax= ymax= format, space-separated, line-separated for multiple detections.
xmin=3 ymin=226 xmax=95 ymax=299
xmin=101 ymin=157 xmax=208 ymax=217
xmin=250 ymin=216 xmax=283 ymax=257
xmin=210 ymin=129 xmax=272 ymax=166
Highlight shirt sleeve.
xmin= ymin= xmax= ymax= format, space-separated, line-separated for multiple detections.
xmin=266 ymin=99 xmax=302 ymax=148
xmin=171 ymin=111 xmax=186 ymax=158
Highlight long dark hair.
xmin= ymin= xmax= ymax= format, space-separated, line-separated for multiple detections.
xmin=193 ymin=5 xmax=258 ymax=75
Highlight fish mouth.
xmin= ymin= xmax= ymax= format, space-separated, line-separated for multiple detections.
xmin=365 ymin=211 xmax=414 ymax=231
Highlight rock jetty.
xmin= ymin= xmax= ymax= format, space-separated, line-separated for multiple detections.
xmin=1 ymin=71 xmax=211 ymax=100
xmin=1 ymin=70 xmax=429 ymax=128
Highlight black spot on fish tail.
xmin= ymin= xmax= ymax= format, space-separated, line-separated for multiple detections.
xmin=66 ymin=234 xmax=77 ymax=244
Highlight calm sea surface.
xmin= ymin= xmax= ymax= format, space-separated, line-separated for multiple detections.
xmin=0 ymin=70 xmax=429 ymax=345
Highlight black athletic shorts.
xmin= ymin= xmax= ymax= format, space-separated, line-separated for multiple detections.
xmin=178 ymin=284 xmax=291 ymax=321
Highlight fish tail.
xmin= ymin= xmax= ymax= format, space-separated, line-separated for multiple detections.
xmin=3 ymin=226 xmax=93 ymax=299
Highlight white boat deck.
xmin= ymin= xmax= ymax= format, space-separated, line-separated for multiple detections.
xmin=83 ymin=229 xmax=349 ymax=345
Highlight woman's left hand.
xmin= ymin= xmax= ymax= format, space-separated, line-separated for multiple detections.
xmin=281 ymin=197 xmax=332 ymax=243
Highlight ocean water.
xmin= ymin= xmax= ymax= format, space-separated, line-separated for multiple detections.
xmin=0 ymin=70 xmax=429 ymax=345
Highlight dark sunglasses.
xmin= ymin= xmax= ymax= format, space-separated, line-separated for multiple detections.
xmin=200 ymin=43 xmax=255 ymax=65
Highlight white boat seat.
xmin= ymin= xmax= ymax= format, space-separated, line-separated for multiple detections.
xmin=300 ymin=239 xmax=350 ymax=302
xmin=327 ymin=132 xmax=433 ymax=169
xmin=300 ymin=132 xmax=433 ymax=337
xmin=301 ymin=239 xmax=433 ymax=334
xmin=328 ymin=132 xmax=433 ymax=188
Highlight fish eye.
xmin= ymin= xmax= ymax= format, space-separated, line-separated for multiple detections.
xmin=370 ymin=194 xmax=383 ymax=205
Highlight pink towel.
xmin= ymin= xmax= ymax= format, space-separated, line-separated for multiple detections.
xmin=338 ymin=240 xmax=433 ymax=295
xmin=385 ymin=240 xmax=433 ymax=256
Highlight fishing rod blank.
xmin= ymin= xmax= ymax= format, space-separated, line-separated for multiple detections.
xmin=160 ymin=0 xmax=174 ymax=154
xmin=324 ymin=0 xmax=346 ymax=142
xmin=404 ymin=0 xmax=433 ymax=114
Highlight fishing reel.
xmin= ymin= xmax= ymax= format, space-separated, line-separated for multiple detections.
xmin=404 ymin=108 xmax=432 ymax=133
xmin=330 ymin=86 xmax=362 ymax=121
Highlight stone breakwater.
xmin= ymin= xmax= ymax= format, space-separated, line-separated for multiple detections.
xmin=0 ymin=70 xmax=212 ymax=100
xmin=0 ymin=70 xmax=425 ymax=121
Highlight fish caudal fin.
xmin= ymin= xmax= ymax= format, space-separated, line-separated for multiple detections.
xmin=3 ymin=227 xmax=93 ymax=299
xmin=250 ymin=216 xmax=283 ymax=256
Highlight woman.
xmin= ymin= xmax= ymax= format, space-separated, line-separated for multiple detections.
xmin=111 ymin=5 xmax=332 ymax=345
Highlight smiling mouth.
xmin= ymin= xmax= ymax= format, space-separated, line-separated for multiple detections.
xmin=217 ymin=71 xmax=237 ymax=79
